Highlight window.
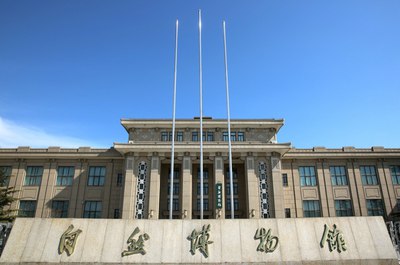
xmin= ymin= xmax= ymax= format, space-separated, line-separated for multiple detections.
xmin=176 ymin=131 xmax=184 ymax=142
xmin=25 ymin=166 xmax=43 ymax=186
xmin=226 ymin=169 xmax=237 ymax=179
xmin=285 ymin=208 xmax=291 ymax=218
xmin=330 ymin=166 xmax=348 ymax=186
xmin=197 ymin=199 xmax=209 ymax=211
xmin=282 ymin=173 xmax=288 ymax=187
xmin=335 ymin=200 xmax=353 ymax=217
xmin=51 ymin=200 xmax=69 ymax=218
xmin=19 ymin=200 xmax=36 ymax=217
xmin=83 ymin=201 xmax=102 ymax=218
xmin=299 ymin=166 xmax=317 ymax=186
xmin=366 ymin=199 xmax=384 ymax=216
xmin=226 ymin=198 xmax=239 ymax=211
xmin=0 ymin=166 xmax=11 ymax=186
xmin=114 ymin=209 xmax=120 ymax=219
xmin=192 ymin=131 xmax=199 ymax=142
xmin=117 ymin=173 xmax=123 ymax=186
xmin=161 ymin=131 xmax=172 ymax=141
xmin=167 ymin=198 xmax=179 ymax=211
xmin=206 ymin=132 xmax=214 ymax=141
xmin=390 ymin=166 xmax=400 ymax=185
xmin=222 ymin=132 xmax=229 ymax=142
xmin=237 ymin=132 xmax=245 ymax=141
xmin=87 ymin=166 xmax=106 ymax=186
xmin=230 ymin=132 xmax=236 ymax=141
xmin=360 ymin=166 xmax=379 ymax=185
xmin=168 ymin=182 xmax=180 ymax=195
xmin=226 ymin=183 xmax=238 ymax=195
xmin=303 ymin=200 xmax=321 ymax=217
xmin=56 ymin=166 xmax=74 ymax=186
xmin=197 ymin=182 xmax=209 ymax=195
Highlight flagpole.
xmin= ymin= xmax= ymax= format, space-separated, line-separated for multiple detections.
xmin=223 ymin=21 xmax=234 ymax=219
xmin=198 ymin=9 xmax=204 ymax=220
xmin=169 ymin=19 xmax=179 ymax=220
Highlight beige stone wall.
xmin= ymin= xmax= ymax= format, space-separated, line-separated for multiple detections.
xmin=1 ymin=217 xmax=397 ymax=264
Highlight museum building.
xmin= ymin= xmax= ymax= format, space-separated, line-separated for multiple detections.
xmin=1 ymin=117 xmax=400 ymax=221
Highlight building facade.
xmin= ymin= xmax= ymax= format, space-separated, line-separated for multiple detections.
xmin=1 ymin=118 xmax=400 ymax=221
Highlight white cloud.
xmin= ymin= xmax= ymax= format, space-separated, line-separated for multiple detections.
xmin=0 ymin=117 xmax=97 ymax=148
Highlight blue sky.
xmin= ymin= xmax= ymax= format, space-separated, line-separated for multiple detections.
xmin=0 ymin=1 xmax=399 ymax=148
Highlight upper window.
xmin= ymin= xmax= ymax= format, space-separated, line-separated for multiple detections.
xmin=0 ymin=166 xmax=11 ymax=186
xmin=88 ymin=166 xmax=106 ymax=186
xmin=222 ymin=131 xmax=245 ymax=142
xmin=237 ymin=132 xmax=245 ymax=141
xmin=330 ymin=166 xmax=348 ymax=186
xmin=25 ymin=166 xmax=43 ymax=186
xmin=366 ymin=199 xmax=384 ymax=216
xmin=116 ymin=173 xmax=123 ymax=186
xmin=390 ymin=166 xmax=400 ymax=185
xmin=303 ymin=200 xmax=321 ymax=217
xmin=335 ymin=200 xmax=353 ymax=217
xmin=282 ymin=173 xmax=288 ymax=187
xmin=176 ymin=131 xmax=184 ymax=142
xmin=360 ymin=166 xmax=379 ymax=185
xmin=299 ymin=166 xmax=317 ymax=186
xmin=51 ymin=200 xmax=69 ymax=218
xmin=192 ymin=132 xmax=199 ymax=142
xmin=83 ymin=201 xmax=102 ymax=218
xmin=57 ymin=166 xmax=74 ymax=186
xmin=161 ymin=131 xmax=170 ymax=141
xmin=19 ymin=200 xmax=37 ymax=217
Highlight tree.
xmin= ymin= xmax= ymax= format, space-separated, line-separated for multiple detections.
xmin=0 ymin=169 xmax=17 ymax=222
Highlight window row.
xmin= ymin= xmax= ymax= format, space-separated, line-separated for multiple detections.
xmin=18 ymin=200 xmax=117 ymax=219
xmin=2 ymin=166 xmax=123 ymax=187
xmin=295 ymin=165 xmax=400 ymax=187
xmin=160 ymin=131 xmax=245 ymax=142
xmin=301 ymin=199 xmax=384 ymax=217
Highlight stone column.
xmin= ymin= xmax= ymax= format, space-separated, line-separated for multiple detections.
xmin=316 ymin=161 xmax=329 ymax=217
xmin=214 ymin=156 xmax=225 ymax=219
xmin=352 ymin=161 xmax=368 ymax=216
xmin=291 ymin=161 xmax=303 ymax=217
xmin=35 ymin=161 xmax=52 ymax=218
xmin=347 ymin=160 xmax=361 ymax=216
xmin=245 ymin=156 xmax=259 ymax=219
xmin=102 ymin=161 xmax=114 ymax=218
xmin=122 ymin=155 xmax=137 ymax=219
xmin=69 ymin=161 xmax=83 ymax=218
xmin=322 ymin=161 xmax=335 ymax=216
xmin=75 ymin=160 xmax=88 ymax=218
xmin=271 ymin=155 xmax=284 ymax=218
xmin=148 ymin=156 xmax=161 ymax=219
xmin=376 ymin=160 xmax=392 ymax=216
xmin=40 ymin=161 xmax=58 ymax=218
xmin=383 ymin=161 xmax=397 ymax=213
xmin=181 ymin=156 xmax=192 ymax=219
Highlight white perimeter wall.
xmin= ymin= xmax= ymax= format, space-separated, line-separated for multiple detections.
xmin=0 ymin=217 xmax=397 ymax=264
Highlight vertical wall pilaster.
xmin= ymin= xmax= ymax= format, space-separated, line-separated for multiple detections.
xmin=316 ymin=161 xmax=329 ymax=217
xmin=383 ymin=161 xmax=397 ymax=214
xmin=122 ymin=156 xmax=136 ymax=219
xmin=245 ymin=156 xmax=259 ymax=219
xmin=214 ymin=156 xmax=224 ymax=219
xmin=352 ymin=161 xmax=367 ymax=216
xmin=69 ymin=161 xmax=83 ymax=218
xmin=148 ymin=156 xmax=160 ymax=219
xmin=377 ymin=160 xmax=392 ymax=216
xmin=75 ymin=160 xmax=88 ymax=218
xmin=322 ymin=161 xmax=335 ymax=216
xmin=181 ymin=156 xmax=192 ymax=219
xmin=271 ymin=155 xmax=284 ymax=218
xmin=41 ymin=161 xmax=58 ymax=217
xmin=347 ymin=160 xmax=361 ymax=216
xmin=291 ymin=162 xmax=303 ymax=217
xmin=36 ymin=162 xmax=52 ymax=218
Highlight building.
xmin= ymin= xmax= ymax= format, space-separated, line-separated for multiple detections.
xmin=1 ymin=118 xmax=400 ymax=222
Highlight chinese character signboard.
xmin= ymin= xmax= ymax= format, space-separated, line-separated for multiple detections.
xmin=216 ymin=183 xmax=222 ymax=209
xmin=187 ymin=224 xmax=213 ymax=258
xmin=122 ymin=227 xmax=150 ymax=256
xmin=254 ymin=228 xmax=279 ymax=253
xmin=58 ymin=225 xmax=82 ymax=256
xmin=320 ymin=224 xmax=347 ymax=253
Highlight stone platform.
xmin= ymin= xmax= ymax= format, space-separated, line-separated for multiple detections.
xmin=0 ymin=217 xmax=397 ymax=264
